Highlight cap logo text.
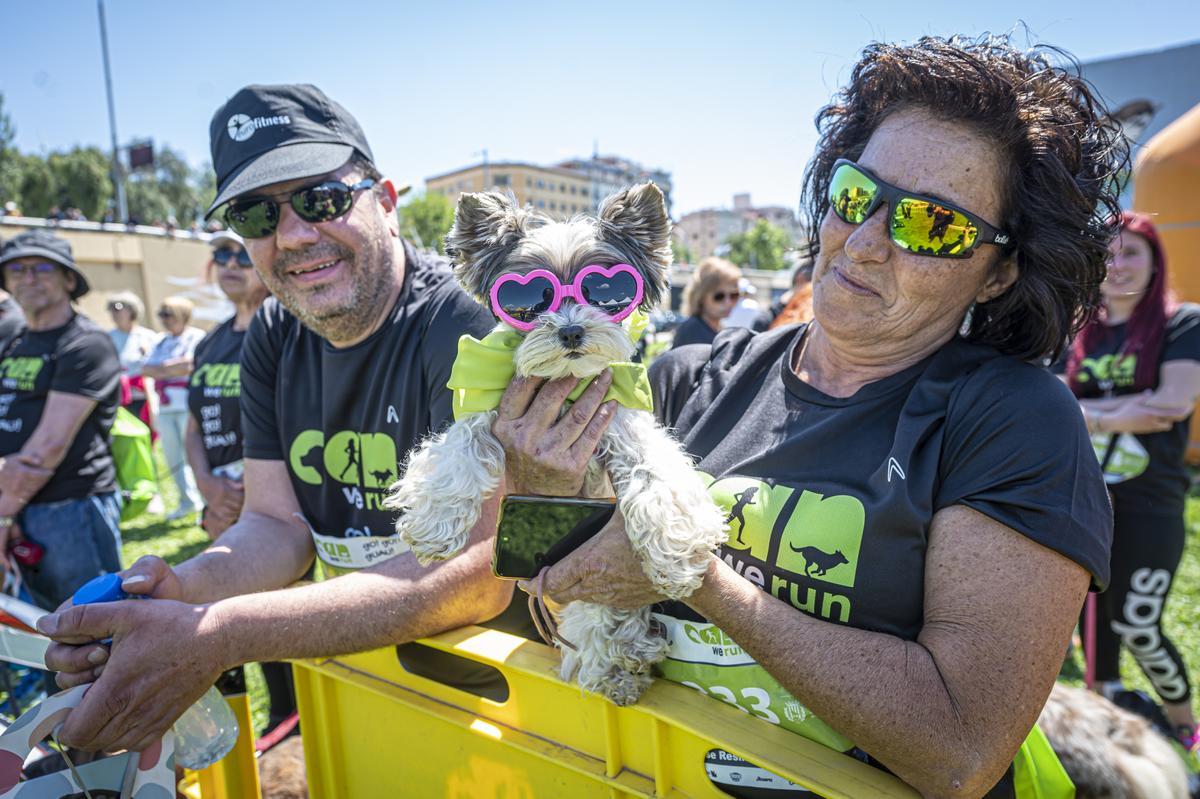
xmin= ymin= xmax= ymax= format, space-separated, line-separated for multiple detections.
xmin=227 ymin=113 xmax=292 ymax=142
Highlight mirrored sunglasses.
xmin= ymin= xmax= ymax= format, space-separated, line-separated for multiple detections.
xmin=223 ymin=178 xmax=375 ymax=239
xmin=828 ymin=159 xmax=1013 ymax=258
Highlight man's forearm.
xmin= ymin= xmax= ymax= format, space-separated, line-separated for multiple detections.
xmin=211 ymin=534 xmax=513 ymax=665
xmin=173 ymin=511 xmax=315 ymax=604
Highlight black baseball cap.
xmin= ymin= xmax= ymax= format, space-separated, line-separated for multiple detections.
xmin=0 ymin=229 xmax=90 ymax=299
xmin=206 ymin=84 xmax=375 ymax=218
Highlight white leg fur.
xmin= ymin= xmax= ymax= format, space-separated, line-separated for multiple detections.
xmin=386 ymin=411 xmax=505 ymax=565
xmin=556 ymin=407 xmax=727 ymax=705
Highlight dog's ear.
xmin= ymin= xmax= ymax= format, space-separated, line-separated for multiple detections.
xmin=445 ymin=191 xmax=535 ymax=301
xmin=598 ymin=182 xmax=671 ymax=308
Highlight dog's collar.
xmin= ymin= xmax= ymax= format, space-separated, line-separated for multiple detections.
xmin=447 ymin=310 xmax=654 ymax=420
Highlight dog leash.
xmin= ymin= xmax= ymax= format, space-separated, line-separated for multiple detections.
xmin=527 ymin=568 xmax=576 ymax=651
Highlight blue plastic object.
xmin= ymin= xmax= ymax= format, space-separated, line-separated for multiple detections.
xmin=72 ymin=573 xmax=128 ymax=606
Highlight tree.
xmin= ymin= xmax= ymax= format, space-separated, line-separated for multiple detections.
xmin=398 ymin=191 xmax=455 ymax=253
xmin=16 ymin=154 xmax=55 ymax=218
xmin=125 ymin=144 xmax=203 ymax=226
xmin=47 ymin=147 xmax=112 ymax=220
xmin=0 ymin=93 xmax=21 ymax=208
xmin=724 ymin=218 xmax=792 ymax=271
xmin=670 ymin=238 xmax=695 ymax=266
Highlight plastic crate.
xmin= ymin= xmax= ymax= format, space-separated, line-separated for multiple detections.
xmin=293 ymin=627 xmax=917 ymax=798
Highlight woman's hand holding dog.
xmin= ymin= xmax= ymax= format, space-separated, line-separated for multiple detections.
xmin=493 ymin=371 xmax=616 ymax=497
xmin=519 ymin=513 xmax=670 ymax=609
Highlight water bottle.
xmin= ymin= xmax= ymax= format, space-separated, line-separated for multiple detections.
xmin=71 ymin=573 xmax=240 ymax=770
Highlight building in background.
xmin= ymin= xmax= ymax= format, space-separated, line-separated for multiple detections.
xmin=674 ymin=194 xmax=805 ymax=261
xmin=556 ymin=155 xmax=674 ymax=215
xmin=426 ymin=153 xmax=672 ymax=219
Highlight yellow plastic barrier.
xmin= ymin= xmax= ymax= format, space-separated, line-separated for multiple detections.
xmin=179 ymin=692 xmax=263 ymax=799
xmin=293 ymin=627 xmax=918 ymax=798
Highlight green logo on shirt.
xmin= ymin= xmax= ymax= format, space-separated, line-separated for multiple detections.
xmin=288 ymin=429 xmax=400 ymax=508
xmin=190 ymin=362 xmax=241 ymax=397
xmin=0 ymin=356 xmax=45 ymax=392
xmin=1077 ymin=353 xmax=1137 ymax=387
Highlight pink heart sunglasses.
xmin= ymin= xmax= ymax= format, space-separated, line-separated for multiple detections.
xmin=488 ymin=263 xmax=645 ymax=332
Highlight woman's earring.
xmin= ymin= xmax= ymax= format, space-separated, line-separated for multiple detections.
xmin=959 ymin=303 xmax=976 ymax=337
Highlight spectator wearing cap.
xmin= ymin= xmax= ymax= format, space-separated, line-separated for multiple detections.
xmin=0 ymin=230 xmax=122 ymax=610
xmin=724 ymin=277 xmax=773 ymax=332
xmin=106 ymin=290 xmax=160 ymax=425
xmin=143 ymin=296 xmax=205 ymax=520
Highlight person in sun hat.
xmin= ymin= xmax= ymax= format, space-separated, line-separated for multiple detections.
xmin=0 ymin=229 xmax=122 ymax=612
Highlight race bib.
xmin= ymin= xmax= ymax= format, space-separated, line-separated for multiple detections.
xmin=652 ymin=613 xmax=853 ymax=753
xmin=1090 ymin=432 xmax=1149 ymax=484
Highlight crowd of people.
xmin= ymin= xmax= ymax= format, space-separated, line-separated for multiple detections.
xmin=0 ymin=31 xmax=1195 ymax=799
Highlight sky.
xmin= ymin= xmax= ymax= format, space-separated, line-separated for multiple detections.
xmin=2 ymin=0 xmax=1198 ymax=217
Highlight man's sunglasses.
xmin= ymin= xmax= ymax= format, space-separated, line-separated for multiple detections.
xmin=490 ymin=264 xmax=644 ymax=332
xmin=223 ymin=179 xmax=375 ymax=239
xmin=828 ymin=160 xmax=1013 ymax=258
xmin=4 ymin=261 xmax=59 ymax=277
xmin=212 ymin=247 xmax=253 ymax=268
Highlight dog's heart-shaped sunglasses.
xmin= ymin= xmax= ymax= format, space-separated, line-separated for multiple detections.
xmin=489 ymin=264 xmax=645 ymax=332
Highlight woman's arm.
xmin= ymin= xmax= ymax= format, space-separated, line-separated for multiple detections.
xmin=687 ymin=504 xmax=1087 ymax=799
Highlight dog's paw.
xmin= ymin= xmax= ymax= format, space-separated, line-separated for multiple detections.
xmin=584 ymin=667 xmax=653 ymax=707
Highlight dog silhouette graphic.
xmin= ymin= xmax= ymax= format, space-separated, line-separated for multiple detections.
xmin=789 ymin=544 xmax=850 ymax=577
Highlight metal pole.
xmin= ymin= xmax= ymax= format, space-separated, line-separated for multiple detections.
xmin=97 ymin=0 xmax=127 ymax=222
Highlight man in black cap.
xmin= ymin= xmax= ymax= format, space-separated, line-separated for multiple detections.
xmin=40 ymin=84 xmax=549 ymax=753
xmin=0 ymin=229 xmax=122 ymax=610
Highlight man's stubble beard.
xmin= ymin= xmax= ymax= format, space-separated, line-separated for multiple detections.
xmin=270 ymin=233 xmax=399 ymax=344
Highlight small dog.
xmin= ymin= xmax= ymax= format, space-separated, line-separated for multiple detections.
xmin=385 ymin=183 xmax=726 ymax=705
xmin=1039 ymin=682 xmax=1190 ymax=799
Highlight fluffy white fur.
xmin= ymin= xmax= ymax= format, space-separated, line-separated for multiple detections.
xmin=386 ymin=184 xmax=727 ymax=705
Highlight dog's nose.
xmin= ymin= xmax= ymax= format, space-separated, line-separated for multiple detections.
xmin=558 ymin=324 xmax=585 ymax=349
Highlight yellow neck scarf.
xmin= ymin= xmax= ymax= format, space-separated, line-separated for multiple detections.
xmin=447 ymin=311 xmax=653 ymax=420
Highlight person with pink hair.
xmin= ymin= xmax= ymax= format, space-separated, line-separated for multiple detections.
xmin=1066 ymin=210 xmax=1200 ymax=754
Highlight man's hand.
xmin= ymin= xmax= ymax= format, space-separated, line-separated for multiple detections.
xmin=37 ymin=599 xmax=229 ymax=753
xmin=492 ymin=372 xmax=616 ymax=497
xmin=43 ymin=556 xmax=186 ymax=690
xmin=196 ymin=476 xmax=244 ymax=538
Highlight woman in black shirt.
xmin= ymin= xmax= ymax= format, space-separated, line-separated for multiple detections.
xmin=499 ymin=35 xmax=1123 ymax=798
xmin=1066 ymin=211 xmax=1200 ymax=752
xmin=672 ymin=257 xmax=742 ymax=349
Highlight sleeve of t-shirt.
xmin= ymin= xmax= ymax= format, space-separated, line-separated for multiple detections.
xmin=1161 ymin=304 xmax=1200 ymax=363
xmin=648 ymin=344 xmax=711 ymax=429
xmin=935 ymin=361 xmax=1113 ymax=588
xmin=421 ymin=284 xmax=495 ymax=432
xmin=51 ymin=327 xmax=120 ymax=401
xmin=239 ymin=303 xmax=286 ymax=461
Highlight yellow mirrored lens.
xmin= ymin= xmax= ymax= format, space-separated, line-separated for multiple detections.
xmin=891 ymin=200 xmax=978 ymax=256
xmin=829 ymin=165 xmax=877 ymax=224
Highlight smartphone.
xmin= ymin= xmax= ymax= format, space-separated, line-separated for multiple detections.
xmin=492 ymin=495 xmax=617 ymax=581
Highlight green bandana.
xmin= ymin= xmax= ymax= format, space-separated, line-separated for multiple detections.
xmin=447 ymin=310 xmax=654 ymax=420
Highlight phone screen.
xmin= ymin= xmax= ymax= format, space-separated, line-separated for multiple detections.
xmin=493 ymin=496 xmax=616 ymax=580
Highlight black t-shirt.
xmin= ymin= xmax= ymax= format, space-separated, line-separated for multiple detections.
xmin=240 ymin=242 xmax=537 ymax=691
xmin=0 ymin=297 xmax=25 ymax=352
xmin=648 ymin=325 xmax=1112 ymax=794
xmin=1071 ymin=303 xmax=1200 ymax=514
xmin=0 ymin=313 xmax=120 ymax=503
xmin=188 ymin=317 xmax=246 ymax=471
xmin=671 ymin=315 xmax=719 ymax=349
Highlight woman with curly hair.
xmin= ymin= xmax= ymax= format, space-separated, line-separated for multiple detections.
xmin=1066 ymin=210 xmax=1200 ymax=754
xmin=503 ymin=33 xmax=1126 ymax=797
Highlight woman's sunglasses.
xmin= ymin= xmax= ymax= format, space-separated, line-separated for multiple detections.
xmin=212 ymin=247 xmax=253 ymax=268
xmin=223 ymin=178 xmax=375 ymax=239
xmin=828 ymin=160 xmax=1013 ymax=258
xmin=157 ymin=310 xmax=176 ymax=320
xmin=490 ymin=264 xmax=645 ymax=332
xmin=710 ymin=290 xmax=742 ymax=303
